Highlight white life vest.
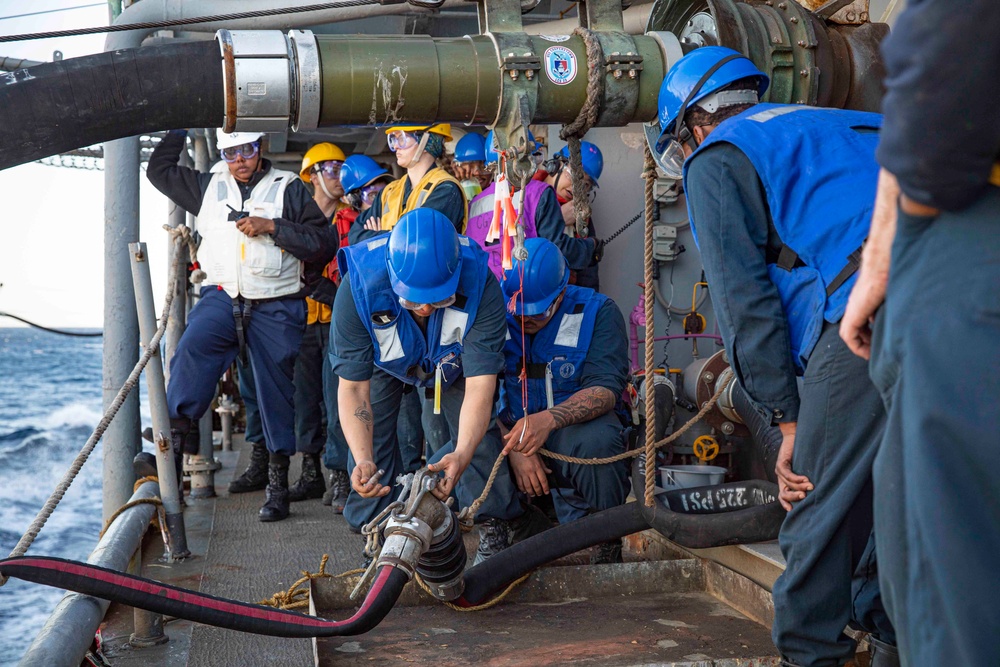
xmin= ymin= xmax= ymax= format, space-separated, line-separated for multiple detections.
xmin=195 ymin=166 xmax=302 ymax=300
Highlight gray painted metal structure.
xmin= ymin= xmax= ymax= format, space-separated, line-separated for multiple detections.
xmin=18 ymin=481 xmax=160 ymax=667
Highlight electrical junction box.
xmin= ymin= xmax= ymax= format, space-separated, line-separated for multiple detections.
xmin=653 ymin=224 xmax=680 ymax=262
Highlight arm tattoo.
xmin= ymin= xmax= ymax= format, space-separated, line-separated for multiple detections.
xmin=548 ymin=387 xmax=616 ymax=429
xmin=354 ymin=400 xmax=373 ymax=432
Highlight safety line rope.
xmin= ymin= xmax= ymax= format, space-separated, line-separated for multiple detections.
xmin=0 ymin=0 xmax=382 ymax=43
xmin=642 ymin=147 xmax=658 ymax=507
xmin=416 ymin=572 xmax=531 ymax=611
xmin=559 ymin=27 xmax=605 ymax=238
xmin=0 ymin=312 xmax=103 ymax=337
xmin=0 ymin=229 xmax=185 ymax=587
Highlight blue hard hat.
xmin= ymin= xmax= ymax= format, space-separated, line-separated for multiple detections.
xmin=502 ymin=238 xmax=569 ymax=317
xmin=655 ymin=46 xmax=769 ymax=151
xmin=340 ymin=154 xmax=389 ymax=194
xmin=453 ymin=133 xmax=487 ymax=163
xmin=387 ymin=208 xmax=462 ymax=304
xmin=484 ymin=129 xmax=539 ymax=165
xmin=555 ymin=142 xmax=604 ymax=183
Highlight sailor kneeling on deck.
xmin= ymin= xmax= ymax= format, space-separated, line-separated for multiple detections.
xmin=147 ymin=128 xmax=337 ymax=523
xmin=331 ymin=207 xmax=530 ymax=564
xmin=499 ymin=238 xmax=630 ymax=564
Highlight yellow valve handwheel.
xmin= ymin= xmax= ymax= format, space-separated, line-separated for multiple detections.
xmin=693 ymin=435 xmax=720 ymax=462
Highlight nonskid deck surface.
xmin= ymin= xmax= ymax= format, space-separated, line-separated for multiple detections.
xmin=315 ymin=590 xmax=778 ymax=667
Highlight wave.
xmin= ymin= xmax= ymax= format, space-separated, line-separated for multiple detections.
xmin=42 ymin=403 xmax=103 ymax=430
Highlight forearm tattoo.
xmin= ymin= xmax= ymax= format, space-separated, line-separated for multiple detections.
xmin=354 ymin=400 xmax=373 ymax=432
xmin=548 ymin=387 xmax=615 ymax=429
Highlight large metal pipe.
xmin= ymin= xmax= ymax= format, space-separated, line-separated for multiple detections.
xmin=18 ymin=481 xmax=159 ymax=667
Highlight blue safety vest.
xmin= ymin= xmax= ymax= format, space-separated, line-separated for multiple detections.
xmin=684 ymin=103 xmax=881 ymax=369
xmin=338 ymin=235 xmax=489 ymax=388
xmin=501 ymin=285 xmax=605 ymax=420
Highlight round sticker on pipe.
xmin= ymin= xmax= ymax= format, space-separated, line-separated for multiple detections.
xmin=544 ymin=46 xmax=577 ymax=86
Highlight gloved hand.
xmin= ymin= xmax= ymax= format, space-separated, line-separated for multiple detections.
xmin=592 ymin=237 xmax=605 ymax=264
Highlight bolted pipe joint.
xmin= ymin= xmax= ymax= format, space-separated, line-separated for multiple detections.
xmin=216 ymin=30 xmax=321 ymax=133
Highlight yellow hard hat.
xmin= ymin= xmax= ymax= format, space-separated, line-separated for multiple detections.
xmin=300 ymin=142 xmax=347 ymax=182
xmin=384 ymin=123 xmax=453 ymax=142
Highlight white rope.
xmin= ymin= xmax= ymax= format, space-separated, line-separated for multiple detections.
xmin=1 ymin=232 xmax=184 ymax=586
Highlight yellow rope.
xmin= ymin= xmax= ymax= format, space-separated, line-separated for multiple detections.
xmin=98 ymin=498 xmax=163 ymax=538
xmin=258 ymin=555 xmax=366 ymax=611
xmin=416 ymin=572 xmax=531 ymax=612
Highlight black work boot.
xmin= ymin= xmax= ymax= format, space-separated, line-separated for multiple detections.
xmin=474 ymin=517 xmax=515 ymax=565
xmin=259 ymin=453 xmax=290 ymax=522
xmin=322 ymin=469 xmax=351 ymax=514
xmin=288 ymin=453 xmax=326 ymax=502
xmin=228 ymin=442 xmax=269 ymax=494
xmin=868 ymin=636 xmax=900 ymax=667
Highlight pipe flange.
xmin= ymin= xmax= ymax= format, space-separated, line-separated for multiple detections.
xmin=216 ymin=30 xmax=293 ymax=133
xmin=288 ymin=30 xmax=321 ymax=132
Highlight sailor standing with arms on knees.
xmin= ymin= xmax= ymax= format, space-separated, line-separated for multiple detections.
xmin=652 ymin=47 xmax=897 ymax=666
xmin=146 ymin=129 xmax=336 ymax=523
xmin=331 ymin=208 xmax=528 ymax=563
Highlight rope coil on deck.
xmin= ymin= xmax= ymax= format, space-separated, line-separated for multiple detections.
xmin=0 ymin=234 xmax=185 ymax=587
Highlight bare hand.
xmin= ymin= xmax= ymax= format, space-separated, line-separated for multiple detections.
xmin=560 ymin=200 xmax=576 ymax=226
xmin=364 ymin=216 xmax=382 ymax=232
xmin=509 ymin=452 xmax=552 ymax=497
xmin=236 ymin=216 xmax=275 ymax=238
xmin=502 ymin=411 xmax=556 ymax=457
xmin=427 ymin=450 xmax=473 ymax=501
xmin=839 ymin=266 xmax=888 ymax=361
xmin=351 ymin=460 xmax=389 ymax=499
xmin=775 ymin=423 xmax=812 ymax=511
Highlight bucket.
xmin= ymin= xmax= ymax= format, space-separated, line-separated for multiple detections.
xmin=658 ymin=464 xmax=727 ymax=489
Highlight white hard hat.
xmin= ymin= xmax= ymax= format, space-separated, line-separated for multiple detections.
xmin=216 ymin=129 xmax=263 ymax=150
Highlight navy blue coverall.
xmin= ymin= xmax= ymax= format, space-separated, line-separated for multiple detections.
xmin=686 ymin=142 xmax=894 ymax=667
xmin=329 ymin=271 xmax=522 ymax=531
xmin=872 ymin=1 xmax=1000 ymax=663
xmin=147 ymin=131 xmax=337 ymax=457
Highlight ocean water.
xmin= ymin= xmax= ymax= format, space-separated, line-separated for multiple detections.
xmin=0 ymin=328 xmax=151 ymax=665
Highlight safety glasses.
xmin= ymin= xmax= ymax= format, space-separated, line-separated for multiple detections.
xmin=398 ymin=294 xmax=457 ymax=312
xmin=360 ymin=182 xmax=386 ymax=205
xmin=387 ymin=131 xmax=418 ymax=153
xmin=312 ymin=160 xmax=343 ymax=178
xmin=221 ymin=142 xmax=260 ymax=163
xmin=517 ymin=299 xmax=559 ymax=323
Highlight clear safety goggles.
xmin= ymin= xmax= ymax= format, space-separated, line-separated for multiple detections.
xmin=360 ymin=182 xmax=386 ymax=205
xmin=517 ymin=298 xmax=559 ymax=323
xmin=312 ymin=160 xmax=343 ymax=178
xmin=651 ymin=136 xmax=687 ymax=181
xmin=399 ymin=294 xmax=457 ymax=312
xmin=221 ymin=142 xmax=260 ymax=163
xmin=387 ymin=131 xmax=418 ymax=153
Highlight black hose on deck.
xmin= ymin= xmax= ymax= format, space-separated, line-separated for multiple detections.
xmin=456 ymin=501 xmax=650 ymax=607
xmin=0 ymin=40 xmax=223 ymax=171
xmin=0 ymin=556 xmax=407 ymax=638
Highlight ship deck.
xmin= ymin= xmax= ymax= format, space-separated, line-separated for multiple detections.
xmin=96 ymin=436 xmax=790 ymax=667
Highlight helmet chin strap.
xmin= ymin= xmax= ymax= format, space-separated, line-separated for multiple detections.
xmin=402 ymin=133 xmax=432 ymax=169
xmin=317 ymin=175 xmax=336 ymax=200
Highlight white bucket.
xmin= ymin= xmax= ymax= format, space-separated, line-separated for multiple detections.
xmin=658 ymin=465 xmax=727 ymax=489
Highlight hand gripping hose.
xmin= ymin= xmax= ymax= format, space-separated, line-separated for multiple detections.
xmin=0 ymin=556 xmax=407 ymax=638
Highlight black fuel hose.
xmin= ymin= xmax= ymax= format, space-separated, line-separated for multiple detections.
xmin=0 ymin=556 xmax=407 ymax=638
xmin=632 ymin=457 xmax=785 ymax=549
xmin=0 ymin=40 xmax=223 ymax=171
xmin=456 ymin=501 xmax=650 ymax=607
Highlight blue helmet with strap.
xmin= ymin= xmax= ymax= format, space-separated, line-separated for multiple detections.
xmin=387 ymin=208 xmax=462 ymax=304
xmin=454 ymin=133 xmax=487 ymax=163
xmin=555 ymin=141 xmax=604 ymax=183
xmin=502 ymin=238 xmax=569 ymax=316
xmin=340 ymin=154 xmax=389 ymax=194
xmin=484 ymin=129 xmax=539 ymax=166
xmin=654 ymin=46 xmax=770 ymax=153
